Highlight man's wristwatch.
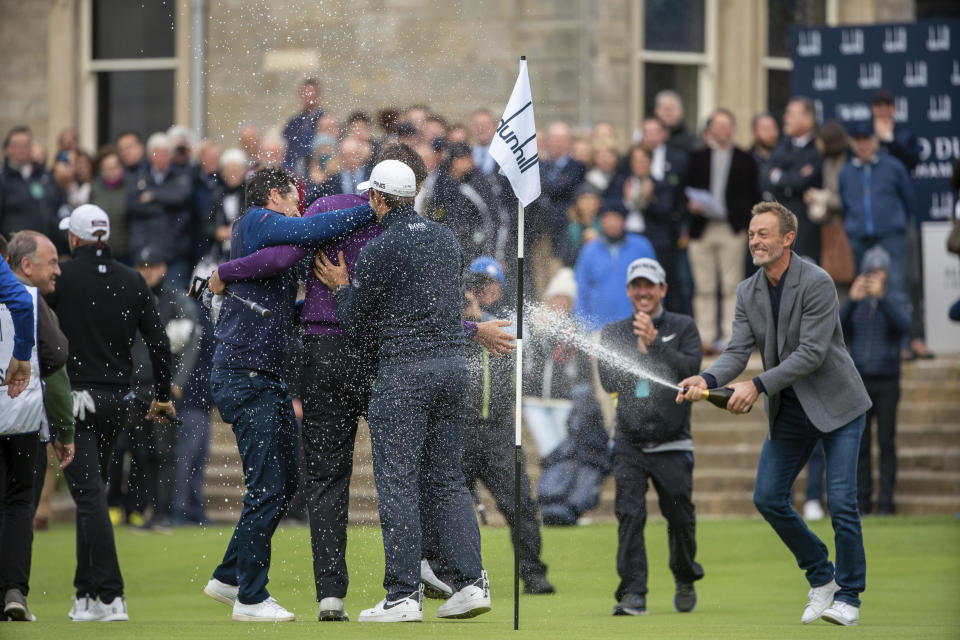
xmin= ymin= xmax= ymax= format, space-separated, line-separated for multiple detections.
xmin=334 ymin=284 xmax=351 ymax=296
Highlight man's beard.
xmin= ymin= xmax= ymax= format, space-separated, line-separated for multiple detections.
xmin=752 ymin=243 xmax=784 ymax=267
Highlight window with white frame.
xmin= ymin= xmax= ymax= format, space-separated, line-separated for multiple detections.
xmin=634 ymin=0 xmax=715 ymax=136
xmin=85 ymin=0 xmax=177 ymax=147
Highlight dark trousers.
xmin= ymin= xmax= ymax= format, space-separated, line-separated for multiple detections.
xmin=173 ymin=405 xmax=210 ymax=524
xmin=367 ymin=357 xmax=483 ymax=601
xmin=460 ymin=417 xmax=546 ymax=582
xmin=63 ymin=388 xmax=127 ymax=602
xmin=108 ymin=398 xmax=178 ymax=520
xmin=0 ymin=432 xmax=40 ymax=596
xmin=210 ymin=367 xmax=300 ymax=605
xmin=858 ymin=376 xmax=900 ymax=514
xmin=299 ymin=335 xmax=377 ymax=601
xmin=753 ymin=396 xmax=866 ymax=606
xmin=612 ymin=438 xmax=704 ymax=600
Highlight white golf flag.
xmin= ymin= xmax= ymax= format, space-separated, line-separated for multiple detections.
xmin=489 ymin=59 xmax=541 ymax=207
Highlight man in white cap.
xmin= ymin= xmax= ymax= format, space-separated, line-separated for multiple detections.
xmin=314 ymin=159 xmax=490 ymax=622
xmin=598 ymin=257 xmax=705 ymax=616
xmin=47 ymin=204 xmax=175 ymax=622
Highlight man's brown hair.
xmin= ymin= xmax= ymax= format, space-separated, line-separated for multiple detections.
xmin=751 ymin=201 xmax=798 ymax=240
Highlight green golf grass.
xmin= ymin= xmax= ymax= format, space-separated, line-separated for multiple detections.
xmin=6 ymin=516 xmax=959 ymax=638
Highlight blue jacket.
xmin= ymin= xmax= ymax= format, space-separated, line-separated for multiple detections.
xmin=0 ymin=258 xmax=34 ymax=361
xmin=839 ymin=154 xmax=914 ymax=239
xmin=840 ymin=289 xmax=911 ymax=377
xmin=213 ymin=203 xmax=373 ymax=378
xmin=573 ymin=233 xmax=656 ymax=332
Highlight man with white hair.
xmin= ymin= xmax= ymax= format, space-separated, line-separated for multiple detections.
xmin=654 ymin=90 xmax=701 ymax=154
xmin=207 ymin=148 xmax=248 ymax=263
xmin=126 ymin=132 xmax=195 ymax=288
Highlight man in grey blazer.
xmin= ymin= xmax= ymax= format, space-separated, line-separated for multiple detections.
xmin=677 ymin=201 xmax=871 ymax=627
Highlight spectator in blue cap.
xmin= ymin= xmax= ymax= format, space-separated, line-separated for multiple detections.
xmin=840 ymin=245 xmax=911 ymax=515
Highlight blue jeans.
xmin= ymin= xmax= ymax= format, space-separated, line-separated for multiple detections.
xmin=366 ymin=356 xmax=483 ymax=601
xmin=209 ymin=368 xmax=300 ymax=604
xmin=849 ymin=233 xmax=906 ymax=294
xmin=173 ymin=406 xmax=211 ymax=524
xmin=753 ymin=397 xmax=866 ymax=606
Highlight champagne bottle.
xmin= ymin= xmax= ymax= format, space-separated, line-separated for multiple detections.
xmin=686 ymin=387 xmax=752 ymax=412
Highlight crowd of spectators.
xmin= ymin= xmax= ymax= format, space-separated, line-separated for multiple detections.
xmin=0 ymin=76 xmax=945 ymax=532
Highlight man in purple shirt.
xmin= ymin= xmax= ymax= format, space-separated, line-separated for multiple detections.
xmin=211 ymin=144 xmax=513 ymax=622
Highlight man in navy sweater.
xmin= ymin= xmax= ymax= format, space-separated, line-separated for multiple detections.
xmin=201 ymin=167 xmax=373 ymax=623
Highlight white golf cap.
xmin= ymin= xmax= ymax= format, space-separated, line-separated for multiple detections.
xmin=626 ymin=257 xmax=666 ymax=285
xmin=59 ymin=204 xmax=110 ymax=242
xmin=357 ymin=159 xmax=416 ymax=198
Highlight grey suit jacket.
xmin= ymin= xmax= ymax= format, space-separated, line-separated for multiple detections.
xmin=704 ymin=251 xmax=871 ymax=432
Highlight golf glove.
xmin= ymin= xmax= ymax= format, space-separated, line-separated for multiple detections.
xmin=72 ymin=390 xmax=96 ymax=421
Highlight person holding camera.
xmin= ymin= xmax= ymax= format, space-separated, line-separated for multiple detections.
xmin=840 ymin=246 xmax=910 ymax=515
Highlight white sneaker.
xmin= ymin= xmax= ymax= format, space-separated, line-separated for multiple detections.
xmin=232 ymin=596 xmax=295 ymax=622
xmin=803 ymin=500 xmax=825 ymax=521
xmin=99 ymin=596 xmax=129 ymax=622
xmin=358 ymin=587 xmax=423 ymax=623
xmin=420 ymin=559 xmax=454 ymax=599
xmin=318 ymin=596 xmax=349 ymax=621
xmin=801 ymin=579 xmax=839 ymax=624
xmin=436 ymin=570 xmax=491 ymax=619
xmin=69 ymin=596 xmax=105 ymax=622
xmin=822 ymin=601 xmax=860 ymax=626
xmin=204 ymin=578 xmax=239 ymax=606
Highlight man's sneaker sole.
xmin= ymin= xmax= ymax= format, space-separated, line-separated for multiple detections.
xmin=4 ymin=603 xmax=34 ymax=622
xmin=436 ymin=604 xmax=491 ymax=619
xmin=100 ymin=611 xmax=129 ymax=622
xmin=204 ymin=584 xmax=236 ymax=606
xmin=357 ymin=610 xmax=423 ymax=623
xmin=318 ymin=609 xmax=349 ymax=621
xmin=613 ymin=606 xmax=648 ymax=616
xmin=422 ymin=582 xmax=453 ymax=600
xmin=231 ymin=612 xmax=295 ymax=622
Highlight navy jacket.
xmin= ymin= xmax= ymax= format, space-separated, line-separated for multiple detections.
xmin=212 ymin=204 xmax=374 ymax=378
xmin=838 ymin=154 xmax=914 ymax=239
xmin=840 ymin=289 xmax=911 ymax=377
xmin=336 ymin=205 xmax=466 ymax=364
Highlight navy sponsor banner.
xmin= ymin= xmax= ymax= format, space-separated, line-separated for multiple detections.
xmin=791 ymin=20 xmax=960 ymax=222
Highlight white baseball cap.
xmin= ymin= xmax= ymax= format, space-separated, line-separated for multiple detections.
xmin=626 ymin=257 xmax=666 ymax=285
xmin=357 ymin=159 xmax=416 ymax=198
xmin=59 ymin=204 xmax=111 ymax=242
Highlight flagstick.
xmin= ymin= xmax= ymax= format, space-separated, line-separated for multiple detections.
xmin=514 ymin=198 xmax=524 ymax=632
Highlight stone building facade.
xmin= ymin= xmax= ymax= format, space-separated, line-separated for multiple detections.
xmin=1 ymin=0 xmax=918 ymax=156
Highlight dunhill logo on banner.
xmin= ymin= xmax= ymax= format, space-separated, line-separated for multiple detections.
xmin=952 ymin=61 xmax=960 ymax=86
xmin=927 ymin=25 xmax=950 ymax=51
xmin=905 ymin=61 xmax=928 ymax=88
xmin=797 ymin=31 xmax=821 ymax=57
xmin=858 ymin=63 xmax=882 ymax=89
xmin=813 ymin=64 xmax=836 ymax=90
xmin=928 ymin=95 xmax=952 ymax=122
xmin=883 ymin=27 xmax=907 ymax=53
xmin=496 ymin=101 xmax=539 ymax=174
xmin=840 ymin=29 xmax=864 ymax=55
xmin=895 ymin=97 xmax=909 ymax=122
xmin=930 ymin=192 xmax=954 ymax=220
